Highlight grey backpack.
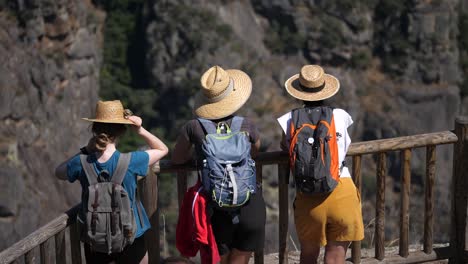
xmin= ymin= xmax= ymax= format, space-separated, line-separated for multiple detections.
xmin=78 ymin=153 xmax=137 ymax=254
xmin=289 ymin=107 xmax=340 ymax=194
xmin=198 ymin=116 xmax=257 ymax=210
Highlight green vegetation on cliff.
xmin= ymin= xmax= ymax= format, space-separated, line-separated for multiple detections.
xmin=94 ymin=0 xmax=156 ymax=151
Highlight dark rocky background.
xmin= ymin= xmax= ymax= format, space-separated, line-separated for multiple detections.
xmin=1 ymin=0 xmax=467 ymax=256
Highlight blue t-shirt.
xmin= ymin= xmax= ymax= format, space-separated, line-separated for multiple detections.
xmin=67 ymin=150 xmax=151 ymax=238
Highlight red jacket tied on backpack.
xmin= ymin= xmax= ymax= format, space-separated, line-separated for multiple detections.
xmin=176 ymin=181 xmax=220 ymax=264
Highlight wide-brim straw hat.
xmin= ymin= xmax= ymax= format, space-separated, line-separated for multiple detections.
xmin=284 ymin=65 xmax=340 ymax=101
xmin=194 ymin=65 xmax=252 ymax=120
xmin=82 ymin=100 xmax=133 ymax=124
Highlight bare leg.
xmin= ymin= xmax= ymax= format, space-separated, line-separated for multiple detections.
xmin=220 ymin=253 xmax=230 ymax=264
xmin=324 ymin=241 xmax=350 ymax=264
xmin=139 ymin=252 xmax=148 ymax=264
xmin=300 ymin=243 xmax=320 ymax=264
xmin=228 ymin=249 xmax=252 ymax=264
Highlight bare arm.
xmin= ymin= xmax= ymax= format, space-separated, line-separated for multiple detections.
xmin=171 ymin=133 xmax=193 ymax=165
xmin=127 ymin=116 xmax=169 ymax=166
xmin=251 ymin=139 xmax=261 ymax=159
xmin=280 ymin=132 xmax=288 ymax=152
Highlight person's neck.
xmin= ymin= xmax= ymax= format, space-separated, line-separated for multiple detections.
xmin=95 ymin=143 xmax=117 ymax=163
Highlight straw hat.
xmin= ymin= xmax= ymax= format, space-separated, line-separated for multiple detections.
xmin=82 ymin=100 xmax=133 ymax=124
xmin=194 ymin=65 xmax=252 ymax=120
xmin=284 ymin=65 xmax=340 ymax=101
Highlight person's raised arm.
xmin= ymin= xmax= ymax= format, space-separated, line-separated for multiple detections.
xmin=55 ymin=156 xmax=74 ymax=180
xmin=127 ymin=115 xmax=169 ymax=166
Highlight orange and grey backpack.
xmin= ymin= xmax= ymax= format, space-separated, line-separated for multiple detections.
xmin=289 ymin=106 xmax=340 ymax=194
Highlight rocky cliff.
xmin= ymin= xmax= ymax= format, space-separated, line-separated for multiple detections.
xmin=0 ymin=0 xmax=104 ymax=250
xmin=1 ymin=0 xmax=467 ymax=255
xmin=145 ymin=0 xmax=466 ymax=251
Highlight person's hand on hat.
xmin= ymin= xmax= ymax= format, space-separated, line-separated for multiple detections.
xmin=126 ymin=115 xmax=143 ymax=132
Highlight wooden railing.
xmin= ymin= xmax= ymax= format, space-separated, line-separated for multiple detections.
xmin=0 ymin=117 xmax=467 ymax=264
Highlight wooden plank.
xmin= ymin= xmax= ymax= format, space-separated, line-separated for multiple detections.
xmin=449 ymin=116 xmax=468 ymax=263
xmin=278 ymin=164 xmax=289 ymax=264
xmin=140 ymin=170 xmax=160 ymax=264
xmin=69 ymin=224 xmax=82 ymax=264
xmin=352 ymin=155 xmax=362 ymax=264
xmin=399 ymin=149 xmax=411 ymax=257
xmin=177 ymin=171 xmax=188 ymax=209
xmin=254 ymin=163 xmax=264 ymax=264
xmin=0 ymin=205 xmax=79 ymax=264
xmin=40 ymin=238 xmax=52 ymax=264
xmin=375 ymin=152 xmax=386 ymax=261
xmin=25 ymin=249 xmax=36 ymax=264
xmin=347 ymin=131 xmax=457 ymax=156
xmin=55 ymin=229 xmax=66 ymax=264
xmin=424 ymin=145 xmax=436 ymax=254
xmin=361 ymin=246 xmax=451 ymax=263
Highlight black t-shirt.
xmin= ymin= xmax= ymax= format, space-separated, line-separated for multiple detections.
xmin=173 ymin=115 xmax=259 ymax=164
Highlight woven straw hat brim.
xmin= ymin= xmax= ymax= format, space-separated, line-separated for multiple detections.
xmin=81 ymin=118 xmax=133 ymax=125
xmin=194 ymin=69 xmax=252 ymax=120
xmin=285 ymin=73 xmax=340 ymax=101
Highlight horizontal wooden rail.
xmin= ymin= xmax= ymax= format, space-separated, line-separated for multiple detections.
xmin=347 ymin=131 xmax=457 ymax=156
xmin=153 ymin=131 xmax=458 ymax=173
xmin=0 ymin=205 xmax=80 ymax=264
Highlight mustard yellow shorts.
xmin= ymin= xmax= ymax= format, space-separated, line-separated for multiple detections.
xmin=294 ymin=178 xmax=364 ymax=246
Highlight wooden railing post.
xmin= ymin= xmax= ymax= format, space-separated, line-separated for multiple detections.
xmin=254 ymin=163 xmax=264 ymax=264
xmin=424 ymin=145 xmax=436 ymax=254
xmin=351 ymin=155 xmax=362 ymax=263
xmin=278 ymin=163 xmax=290 ymax=264
xmin=141 ymin=165 xmax=160 ymax=264
xmin=399 ymin=149 xmax=411 ymax=257
xmin=55 ymin=229 xmax=66 ymax=263
xmin=375 ymin=152 xmax=387 ymax=261
xmin=40 ymin=238 xmax=52 ymax=264
xmin=450 ymin=116 xmax=468 ymax=264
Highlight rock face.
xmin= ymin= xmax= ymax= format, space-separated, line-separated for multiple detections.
xmin=0 ymin=0 xmax=467 ymax=255
xmin=0 ymin=0 xmax=104 ymax=250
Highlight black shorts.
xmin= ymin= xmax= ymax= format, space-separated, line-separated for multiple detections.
xmin=210 ymin=192 xmax=266 ymax=255
xmin=84 ymin=235 xmax=147 ymax=264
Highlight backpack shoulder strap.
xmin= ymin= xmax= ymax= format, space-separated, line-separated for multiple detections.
xmin=291 ymin=108 xmax=310 ymax=128
xmin=197 ymin=118 xmax=217 ymax=134
xmin=80 ymin=154 xmax=99 ymax=185
xmin=320 ymin=106 xmax=334 ymax=124
xmin=230 ymin=116 xmax=244 ymax=132
xmin=111 ymin=153 xmax=131 ymax=184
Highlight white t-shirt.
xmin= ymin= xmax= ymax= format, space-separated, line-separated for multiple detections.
xmin=277 ymin=108 xmax=353 ymax=178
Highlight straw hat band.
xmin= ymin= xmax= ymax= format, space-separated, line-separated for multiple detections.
xmin=204 ymin=78 xmax=234 ymax=103
xmin=298 ymin=80 xmax=326 ymax=93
